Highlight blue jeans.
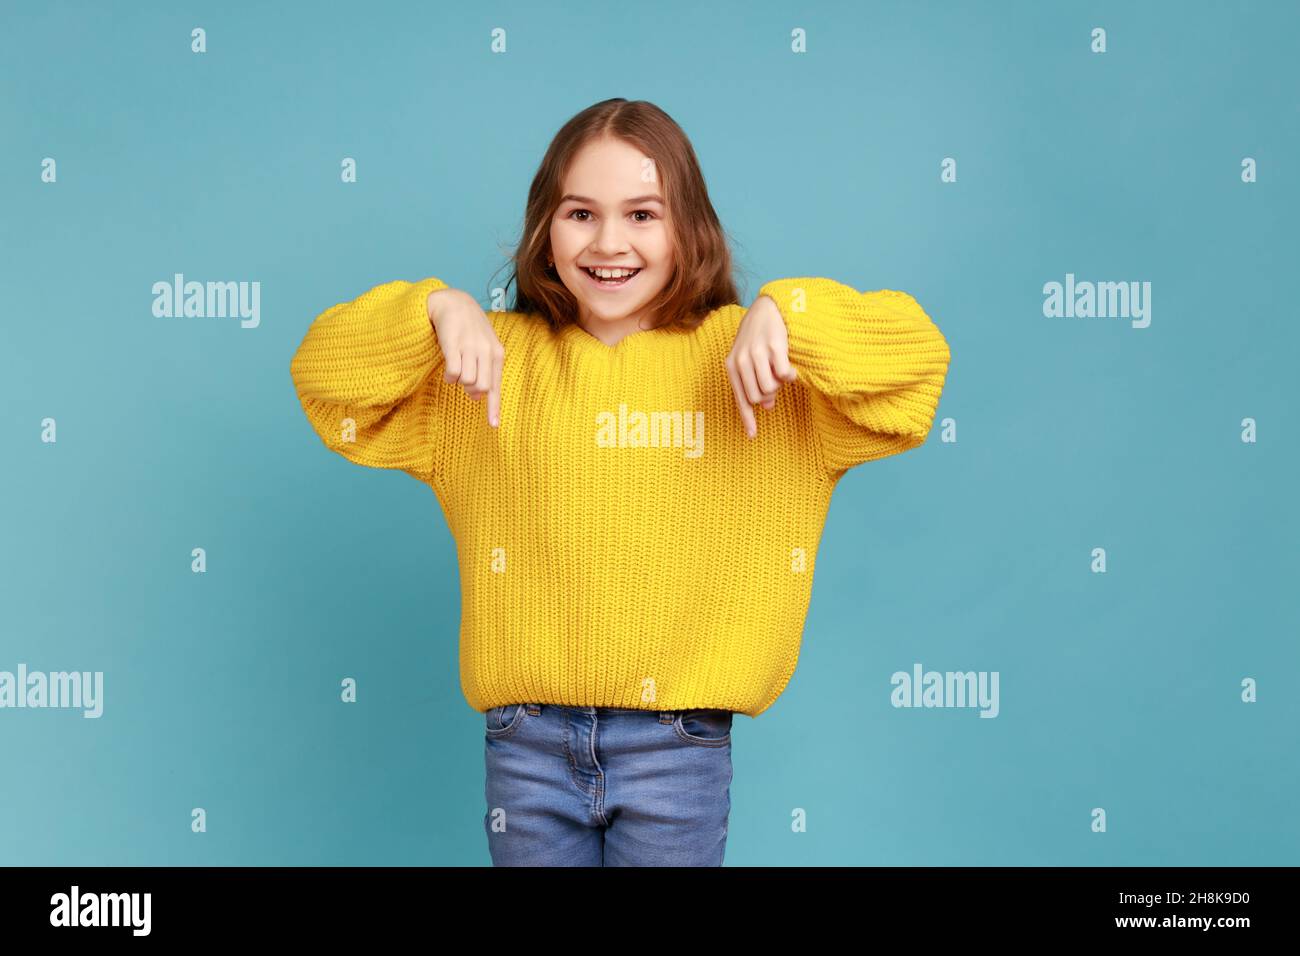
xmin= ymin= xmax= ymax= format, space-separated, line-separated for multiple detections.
xmin=483 ymin=703 xmax=734 ymax=866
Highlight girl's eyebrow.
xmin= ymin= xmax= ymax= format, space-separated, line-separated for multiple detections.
xmin=560 ymin=193 xmax=664 ymax=205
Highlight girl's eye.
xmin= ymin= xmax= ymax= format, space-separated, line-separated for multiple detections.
xmin=631 ymin=210 xmax=656 ymax=223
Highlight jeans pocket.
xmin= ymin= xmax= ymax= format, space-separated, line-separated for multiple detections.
xmin=672 ymin=709 xmax=733 ymax=747
xmin=485 ymin=703 xmax=526 ymax=739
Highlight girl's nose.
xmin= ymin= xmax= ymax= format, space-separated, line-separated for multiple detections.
xmin=593 ymin=221 xmax=630 ymax=252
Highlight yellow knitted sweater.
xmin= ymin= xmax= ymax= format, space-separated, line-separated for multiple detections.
xmin=289 ymin=276 xmax=951 ymax=717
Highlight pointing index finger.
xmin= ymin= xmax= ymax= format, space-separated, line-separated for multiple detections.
xmin=488 ymin=346 xmax=503 ymax=427
xmin=727 ymin=361 xmax=757 ymax=439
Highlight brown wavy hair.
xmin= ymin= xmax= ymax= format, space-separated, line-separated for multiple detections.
xmin=492 ymin=98 xmax=741 ymax=332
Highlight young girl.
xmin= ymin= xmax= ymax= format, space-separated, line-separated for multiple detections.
xmin=289 ymin=98 xmax=952 ymax=867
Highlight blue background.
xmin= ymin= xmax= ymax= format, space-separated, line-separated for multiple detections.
xmin=2 ymin=0 xmax=1296 ymax=866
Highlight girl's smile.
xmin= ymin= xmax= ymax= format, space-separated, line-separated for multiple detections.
xmin=580 ymin=265 xmax=642 ymax=291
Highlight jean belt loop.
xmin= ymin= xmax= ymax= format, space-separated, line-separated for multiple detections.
xmin=526 ymin=703 xmax=541 ymax=716
xmin=659 ymin=711 xmax=675 ymax=724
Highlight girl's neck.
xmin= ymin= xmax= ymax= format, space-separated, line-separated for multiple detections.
xmin=576 ymin=307 xmax=657 ymax=347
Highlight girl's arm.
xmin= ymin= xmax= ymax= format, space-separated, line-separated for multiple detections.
xmin=289 ymin=276 xmax=453 ymax=483
xmin=756 ymin=276 xmax=952 ymax=477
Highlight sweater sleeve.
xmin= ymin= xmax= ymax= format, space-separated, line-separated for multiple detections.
xmin=756 ymin=276 xmax=952 ymax=477
xmin=289 ymin=276 xmax=452 ymax=484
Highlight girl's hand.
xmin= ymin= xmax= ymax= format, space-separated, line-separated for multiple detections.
xmin=427 ymin=288 xmax=504 ymax=427
xmin=726 ymin=294 xmax=798 ymax=438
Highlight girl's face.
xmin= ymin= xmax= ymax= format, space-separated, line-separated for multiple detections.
xmin=549 ymin=136 xmax=674 ymax=336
